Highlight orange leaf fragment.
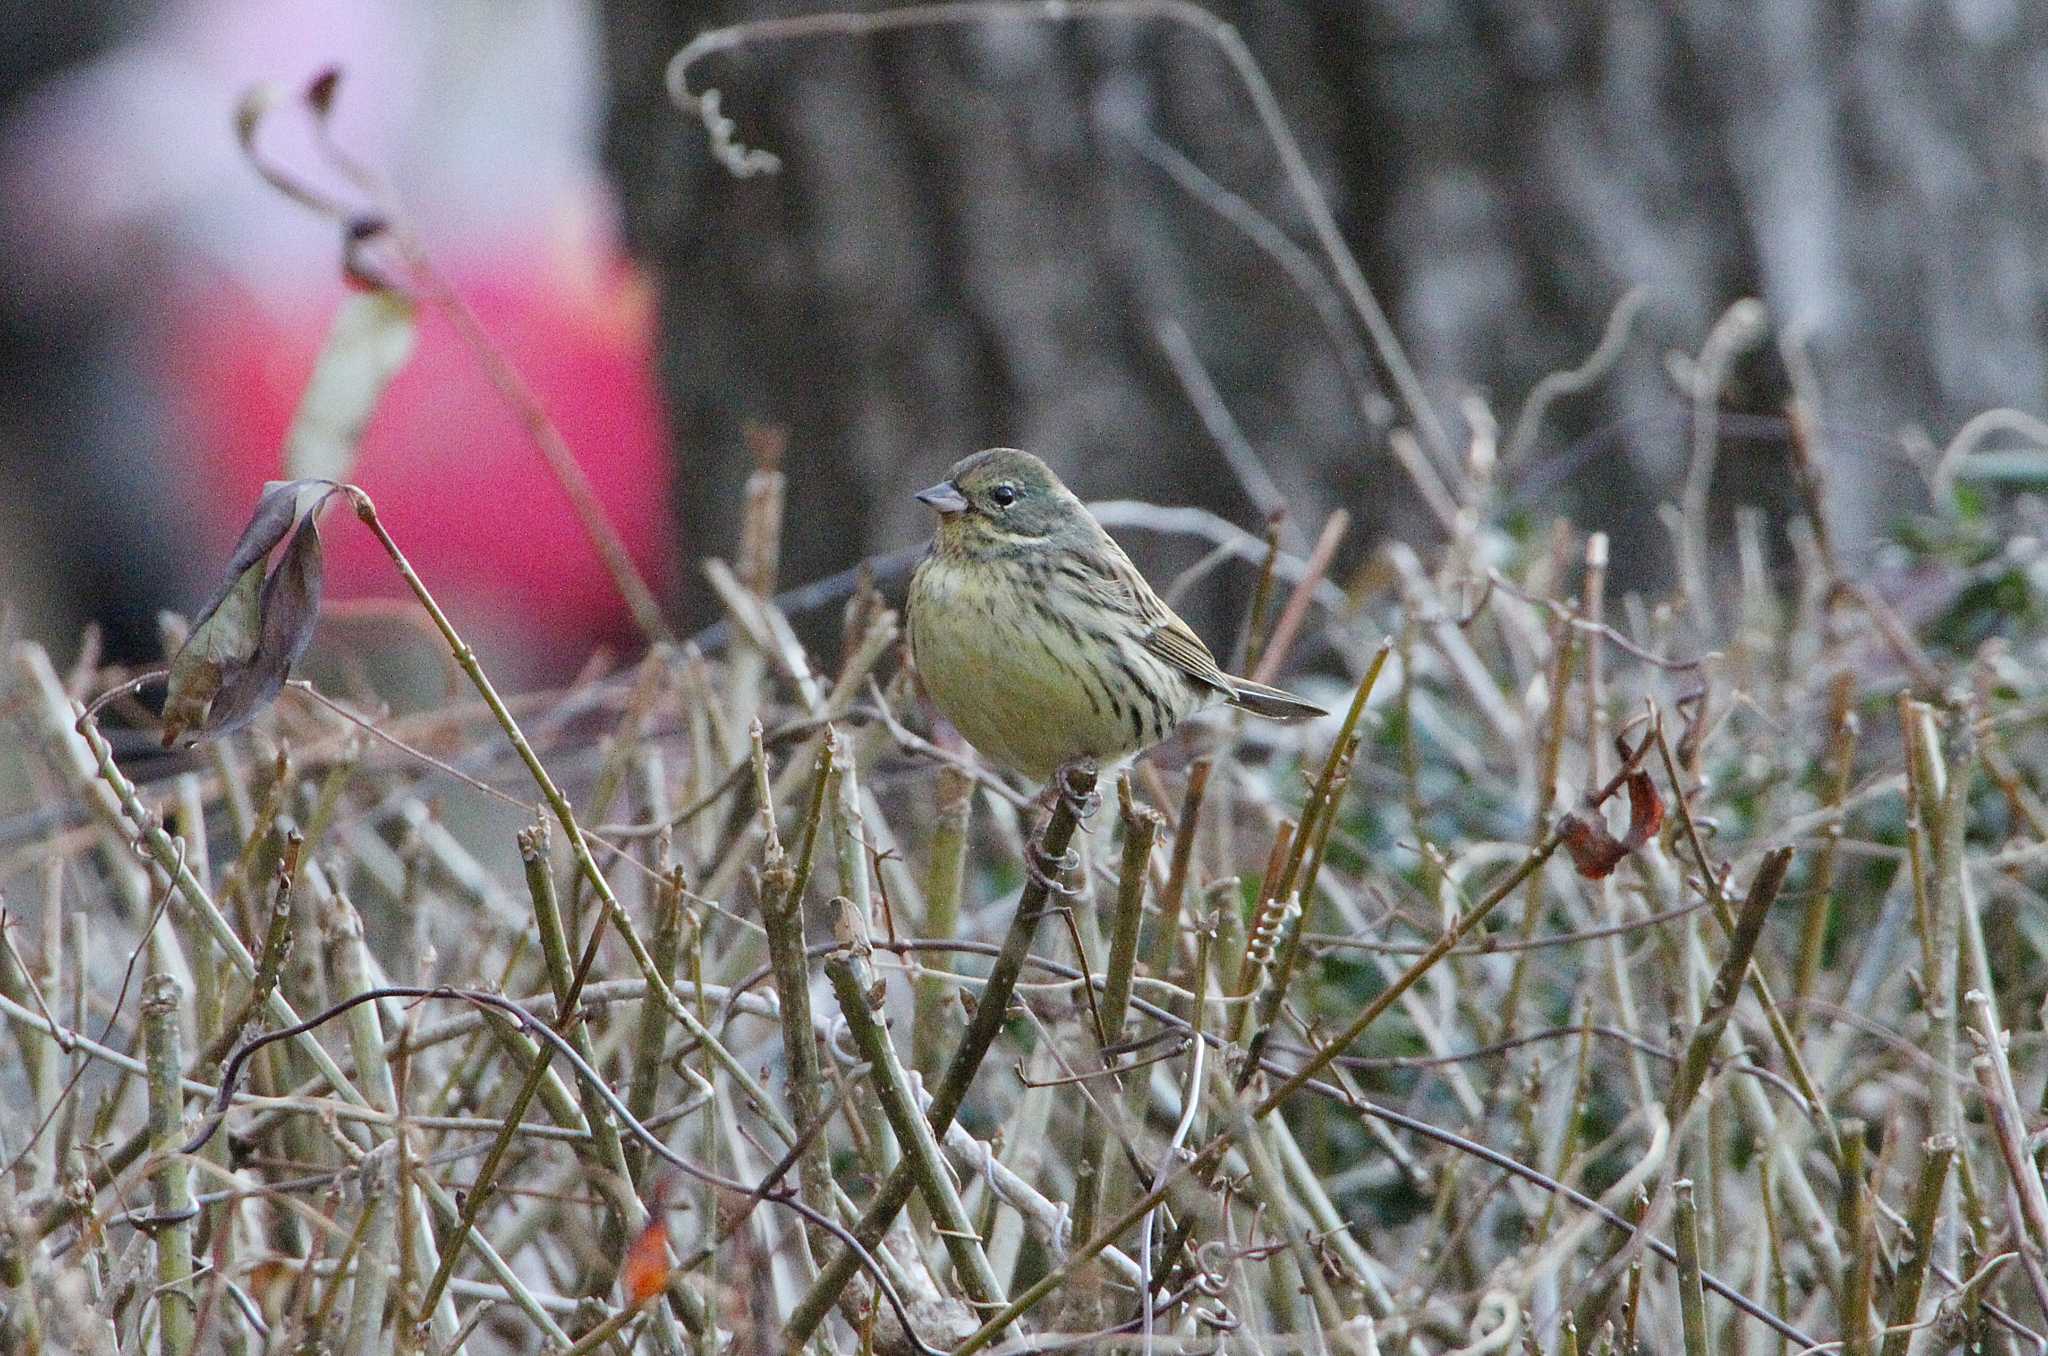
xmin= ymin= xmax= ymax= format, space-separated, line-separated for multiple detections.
xmin=622 ymin=1218 xmax=671 ymax=1308
xmin=1560 ymin=753 xmax=1665 ymax=880
xmin=1561 ymin=812 xmax=1628 ymax=880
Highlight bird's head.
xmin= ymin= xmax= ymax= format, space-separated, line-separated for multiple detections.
xmin=915 ymin=448 xmax=1091 ymax=556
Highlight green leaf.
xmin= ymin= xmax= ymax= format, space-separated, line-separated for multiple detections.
xmin=161 ymin=557 xmax=266 ymax=746
xmin=282 ymin=289 xmax=417 ymax=482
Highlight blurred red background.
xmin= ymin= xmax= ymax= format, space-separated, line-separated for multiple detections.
xmin=0 ymin=1 xmax=673 ymax=679
xmin=163 ymin=230 xmax=672 ymax=663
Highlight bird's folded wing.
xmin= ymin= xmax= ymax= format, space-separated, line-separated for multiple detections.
xmin=1063 ymin=539 xmax=1239 ymax=697
xmin=1141 ymin=616 xmax=1237 ymax=696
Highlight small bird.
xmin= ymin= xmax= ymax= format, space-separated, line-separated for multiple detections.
xmin=907 ymin=448 xmax=1325 ymax=783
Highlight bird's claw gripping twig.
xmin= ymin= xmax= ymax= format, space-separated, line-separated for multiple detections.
xmin=1056 ymin=760 xmax=1102 ymax=821
xmin=1025 ymin=840 xmax=1083 ymax=898
xmin=1033 ymin=759 xmax=1102 ymax=823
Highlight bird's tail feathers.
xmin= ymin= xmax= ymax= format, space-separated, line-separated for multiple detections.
xmin=1226 ymin=677 xmax=1327 ymax=721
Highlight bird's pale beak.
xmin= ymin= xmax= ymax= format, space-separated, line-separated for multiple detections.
xmin=916 ymin=481 xmax=969 ymax=515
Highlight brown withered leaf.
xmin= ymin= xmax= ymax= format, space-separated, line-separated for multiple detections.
xmin=622 ymin=1216 xmax=672 ymax=1308
xmin=1559 ymin=813 xmax=1627 ymax=880
xmin=158 ymin=557 xmax=265 ymax=747
xmin=1560 ymin=748 xmax=1667 ymax=880
xmin=201 ymin=514 xmax=325 ymax=736
xmin=212 ymin=478 xmax=323 ymax=596
xmin=1623 ymin=757 xmax=1667 ymax=845
xmin=161 ymin=480 xmax=337 ymax=747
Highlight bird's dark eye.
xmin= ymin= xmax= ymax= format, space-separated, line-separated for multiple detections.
xmin=989 ymin=483 xmax=1018 ymax=508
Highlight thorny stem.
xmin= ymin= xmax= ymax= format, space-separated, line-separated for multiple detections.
xmin=1147 ymin=757 xmax=1211 ymax=990
xmin=1665 ymin=846 xmax=1795 ymax=1136
xmin=1790 ymin=673 xmax=1857 ymax=1038
xmin=411 ymin=981 xmax=563 ymax=1324
xmin=33 ymin=279 xmax=2048 ymax=1356
xmin=915 ymin=763 xmax=974 ymax=1075
xmin=761 ymin=740 xmax=836 ymax=1262
xmin=73 ymin=709 xmax=372 ymax=1112
xmin=626 ymin=868 xmax=688 ymax=1182
xmin=1071 ymin=779 xmax=1160 ymax=1250
xmin=194 ymin=985 xmax=917 ymax=1345
xmin=1902 ymin=699 xmax=1964 ymax=1282
xmin=1251 ymin=813 xmax=1570 ymax=1119
xmin=1099 ymin=776 xmax=1159 ymax=1052
xmin=1879 ymin=1135 xmax=1954 ymax=1356
xmin=1503 ymin=605 xmax=1575 ymax=1046
xmin=1966 ymin=990 xmax=2048 ymax=1323
xmin=513 ymin=825 xmax=646 ymax=1243
xmin=1837 ymin=1120 xmax=1875 ymax=1356
xmin=26 ymin=838 xmax=300 ymax=1241
xmin=1242 ymin=641 xmax=1390 ymax=1085
xmin=949 ymin=1049 xmax=1820 ymax=1356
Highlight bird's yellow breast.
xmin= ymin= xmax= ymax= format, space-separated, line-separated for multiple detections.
xmin=908 ymin=553 xmax=1202 ymax=781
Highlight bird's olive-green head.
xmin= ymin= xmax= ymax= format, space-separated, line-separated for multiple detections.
xmin=915 ymin=448 xmax=1090 ymax=557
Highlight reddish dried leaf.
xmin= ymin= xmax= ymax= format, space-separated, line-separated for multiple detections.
xmin=1622 ymin=765 xmax=1666 ymax=849
xmin=1560 ymin=764 xmax=1666 ymax=879
xmin=1561 ymin=813 xmax=1628 ymax=880
xmin=622 ymin=1218 xmax=671 ymax=1308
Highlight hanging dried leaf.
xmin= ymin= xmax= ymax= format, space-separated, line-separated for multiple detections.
xmin=283 ymin=287 xmax=417 ymax=481
xmin=216 ymin=479 xmax=323 ymax=596
xmin=200 ymin=516 xmax=325 ymax=738
xmin=1560 ymin=739 xmax=1666 ymax=879
xmin=1623 ymin=757 xmax=1667 ymax=846
xmin=161 ymin=480 xmax=337 ymax=746
xmin=159 ymin=558 xmax=266 ymax=747
xmin=1560 ymin=813 xmax=1625 ymax=879
xmin=621 ymin=1216 xmax=672 ymax=1307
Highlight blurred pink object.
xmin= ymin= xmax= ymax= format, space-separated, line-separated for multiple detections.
xmin=163 ymin=227 xmax=673 ymax=663
xmin=1 ymin=1 xmax=674 ymax=667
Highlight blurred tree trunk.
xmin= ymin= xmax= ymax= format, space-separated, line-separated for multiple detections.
xmin=598 ymin=0 xmax=2048 ymax=632
xmin=0 ymin=0 xmax=173 ymax=663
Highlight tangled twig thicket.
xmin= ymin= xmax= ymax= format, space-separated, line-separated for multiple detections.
xmin=11 ymin=11 xmax=2048 ymax=1356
